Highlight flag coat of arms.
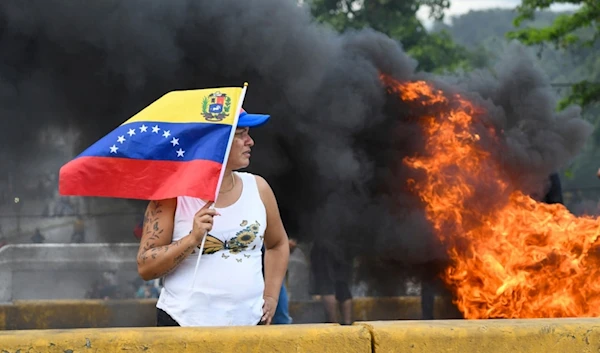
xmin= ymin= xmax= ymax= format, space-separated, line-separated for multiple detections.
xmin=59 ymin=85 xmax=247 ymax=201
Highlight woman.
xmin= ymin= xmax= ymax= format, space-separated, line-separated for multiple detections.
xmin=136 ymin=108 xmax=290 ymax=326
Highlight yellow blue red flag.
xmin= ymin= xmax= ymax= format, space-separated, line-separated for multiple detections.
xmin=59 ymin=85 xmax=259 ymax=201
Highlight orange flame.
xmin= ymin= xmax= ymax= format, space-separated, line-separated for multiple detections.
xmin=383 ymin=75 xmax=600 ymax=319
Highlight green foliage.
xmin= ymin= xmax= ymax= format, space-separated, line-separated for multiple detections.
xmin=310 ymin=0 xmax=450 ymax=31
xmin=558 ymin=80 xmax=600 ymax=109
xmin=434 ymin=9 xmax=560 ymax=48
xmin=309 ymin=0 xmax=483 ymax=72
xmin=509 ymin=3 xmax=599 ymax=48
xmin=407 ymin=30 xmax=485 ymax=73
xmin=507 ymin=0 xmax=599 ymax=108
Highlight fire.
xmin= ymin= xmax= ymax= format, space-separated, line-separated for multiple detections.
xmin=382 ymin=75 xmax=600 ymax=319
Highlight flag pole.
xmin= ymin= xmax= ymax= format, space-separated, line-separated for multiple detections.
xmin=190 ymin=83 xmax=249 ymax=291
xmin=212 ymin=82 xmax=249 ymax=203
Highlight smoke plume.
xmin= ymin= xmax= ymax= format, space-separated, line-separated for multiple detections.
xmin=437 ymin=45 xmax=591 ymax=197
xmin=0 ymin=0 xmax=593 ymax=295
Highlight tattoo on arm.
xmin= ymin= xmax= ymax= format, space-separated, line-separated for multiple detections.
xmin=144 ymin=201 xmax=164 ymax=236
xmin=137 ymin=236 xmax=190 ymax=277
xmin=137 ymin=201 xmax=169 ymax=267
xmin=173 ymin=244 xmax=194 ymax=265
xmin=152 ymin=243 xmax=193 ymax=278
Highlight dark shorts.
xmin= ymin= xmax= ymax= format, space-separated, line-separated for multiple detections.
xmin=309 ymin=243 xmax=353 ymax=302
xmin=157 ymin=308 xmax=180 ymax=326
xmin=156 ymin=308 xmax=266 ymax=326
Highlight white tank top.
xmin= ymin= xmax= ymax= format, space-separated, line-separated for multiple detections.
xmin=156 ymin=172 xmax=267 ymax=326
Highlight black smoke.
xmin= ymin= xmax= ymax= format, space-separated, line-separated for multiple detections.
xmin=437 ymin=45 xmax=591 ymax=198
xmin=0 ymin=0 xmax=593 ymax=297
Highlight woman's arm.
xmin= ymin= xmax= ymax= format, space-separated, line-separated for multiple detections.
xmin=136 ymin=199 xmax=217 ymax=280
xmin=257 ymin=175 xmax=290 ymax=324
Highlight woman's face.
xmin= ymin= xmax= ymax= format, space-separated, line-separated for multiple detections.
xmin=226 ymin=127 xmax=254 ymax=170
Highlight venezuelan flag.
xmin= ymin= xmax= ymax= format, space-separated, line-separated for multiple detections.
xmin=59 ymin=85 xmax=247 ymax=201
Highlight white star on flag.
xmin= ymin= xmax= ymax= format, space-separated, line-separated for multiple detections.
xmin=117 ymin=136 xmax=126 ymax=144
xmin=176 ymin=148 xmax=185 ymax=157
xmin=152 ymin=125 xmax=160 ymax=133
xmin=109 ymin=145 xmax=118 ymax=154
xmin=127 ymin=128 xmax=136 ymax=136
xmin=162 ymin=130 xmax=171 ymax=138
xmin=170 ymin=137 xmax=179 ymax=146
xmin=140 ymin=125 xmax=148 ymax=133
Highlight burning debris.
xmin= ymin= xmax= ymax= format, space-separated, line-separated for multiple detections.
xmin=382 ymin=74 xmax=599 ymax=319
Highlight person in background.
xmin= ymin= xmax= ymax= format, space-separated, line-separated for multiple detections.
xmin=31 ymin=228 xmax=45 ymax=243
xmin=71 ymin=216 xmax=85 ymax=243
xmin=136 ymin=280 xmax=160 ymax=299
xmin=543 ymin=172 xmax=563 ymax=205
xmin=271 ymin=238 xmax=297 ymax=325
xmin=309 ymin=238 xmax=353 ymax=325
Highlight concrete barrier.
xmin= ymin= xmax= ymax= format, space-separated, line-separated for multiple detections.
xmin=362 ymin=318 xmax=600 ymax=353
xmin=7 ymin=244 xmax=597 ymax=350
xmin=0 ymin=299 xmax=156 ymax=330
xmin=0 ymin=243 xmax=139 ymax=303
xmin=0 ymin=297 xmax=461 ymax=330
xmin=3 ymin=319 xmax=600 ymax=352
xmin=351 ymin=296 xmax=460 ymax=321
xmin=0 ymin=324 xmax=372 ymax=353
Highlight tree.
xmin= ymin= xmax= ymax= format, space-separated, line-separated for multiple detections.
xmin=507 ymin=0 xmax=600 ymax=108
xmin=309 ymin=0 xmax=483 ymax=73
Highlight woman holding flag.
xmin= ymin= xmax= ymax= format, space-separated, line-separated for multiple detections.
xmin=58 ymin=85 xmax=290 ymax=326
xmin=136 ymin=108 xmax=290 ymax=327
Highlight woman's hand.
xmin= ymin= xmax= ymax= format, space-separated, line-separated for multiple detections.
xmin=190 ymin=201 xmax=219 ymax=243
xmin=261 ymin=295 xmax=278 ymax=325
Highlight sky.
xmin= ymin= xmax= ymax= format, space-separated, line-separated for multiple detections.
xmin=417 ymin=0 xmax=581 ymax=28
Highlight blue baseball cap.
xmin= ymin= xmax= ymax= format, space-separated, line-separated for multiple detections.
xmin=237 ymin=108 xmax=270 ymax=128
